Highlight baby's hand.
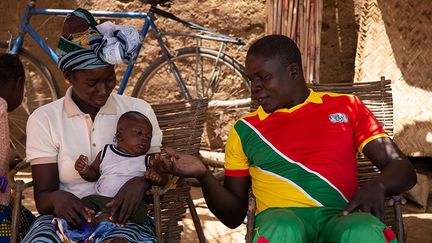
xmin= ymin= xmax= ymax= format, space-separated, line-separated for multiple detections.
xmin=145 ymin=169 xmax=165 ymax=184
xmin=75 ymin=155 xmax=89 ymax=174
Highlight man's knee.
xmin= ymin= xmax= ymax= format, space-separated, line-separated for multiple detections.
xmin=254 ymin=208 xmax=307 ymax=243
xmin=321 ymin=212 xmax=392 ymax=243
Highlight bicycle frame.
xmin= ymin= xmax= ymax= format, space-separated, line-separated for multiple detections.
xmin=8 ymin=0 xmax=244 ymax=98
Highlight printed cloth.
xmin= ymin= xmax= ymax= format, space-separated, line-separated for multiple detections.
xmin=22 ymin=215 xmax=157 ymax=243
xmin=0 ymin=205 xmax=36 ymax=242
xmin=57 ymin=8 xmax=141 ymax=71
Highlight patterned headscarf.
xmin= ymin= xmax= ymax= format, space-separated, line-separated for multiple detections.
xmin=57 ymin=8 xmax=141 ymax=72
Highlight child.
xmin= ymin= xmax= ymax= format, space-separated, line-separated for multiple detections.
xmin=75 ymin=111 xmax=165 ymax=227
xmin=0 ymin=53 xmax=36 ymax=242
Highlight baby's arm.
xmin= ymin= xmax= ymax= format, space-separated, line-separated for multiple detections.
xmin=145 ymin=154 xmax=170 ymax=186
xmin=74 ymin=152 xmax=102 ymax=182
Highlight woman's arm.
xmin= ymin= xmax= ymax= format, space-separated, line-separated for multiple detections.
xmin=32 ymin=163 xmax=90 ymax=228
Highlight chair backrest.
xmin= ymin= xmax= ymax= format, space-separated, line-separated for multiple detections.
xmin=148 ymin=99 xmax=208 ymax=243
xmin=307 ymin=77 xmax=399 ymax=233
xmin=308 ymin=77 xmax=393 ymax=185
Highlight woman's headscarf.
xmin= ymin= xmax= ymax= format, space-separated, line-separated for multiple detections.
xmin=56 ymin=8 xmax=141 ymax=72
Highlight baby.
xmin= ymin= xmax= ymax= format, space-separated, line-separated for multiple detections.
xmin=75 ymin=111 xmax=165 ymax=226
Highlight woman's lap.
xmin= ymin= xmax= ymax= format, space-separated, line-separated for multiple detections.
xmin=22 ymin=214 xmax=157 ymax=243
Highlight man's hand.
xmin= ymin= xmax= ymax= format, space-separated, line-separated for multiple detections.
xmin=52 ymin=190 xmax=92 ymax=228
xmin=75 ymin=155 xmax=89 ymax=174
xmin=157 ymin=147 xmax=208 ymax=179
xmin=342 ymin=181 xmax=386 ymax=221
xmin=106 ymin=176 xmax=148 ymax=226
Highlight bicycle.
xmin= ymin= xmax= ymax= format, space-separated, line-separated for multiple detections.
xmin=2 ymin=0 xmax=251 ymax=164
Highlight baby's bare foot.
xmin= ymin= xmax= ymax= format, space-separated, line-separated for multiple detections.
xmin=93 ymin=212 xmax=111 ymax=226
xmin=103 ymin=237 xmax=128 ymax=243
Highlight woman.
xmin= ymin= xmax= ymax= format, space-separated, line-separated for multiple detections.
xmin=0 ymin=53 xmax=36 ymax=242
xmin=22 ymin=8 xmax=162 ymax=242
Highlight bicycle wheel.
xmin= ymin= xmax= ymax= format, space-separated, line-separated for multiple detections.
xmin=132 ymin=46 xmax=250 ymax=165
xmin=0 ymin=41 xmax=60 ymax=159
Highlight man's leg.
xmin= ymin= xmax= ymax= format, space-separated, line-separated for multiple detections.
xmin=252 ymin=208 xmax=309 ymax=243
xmin=319 ymin=212 xmax=398 ymax=243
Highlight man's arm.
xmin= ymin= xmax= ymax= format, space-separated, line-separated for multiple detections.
xmin=363 ymin=137 xmax=416 ymax=195
xmin=160 ymin=148 xmax=251 ymax=229
xmin=343 ymin=137 xmax=416 ymax=219
xmin=200 ymin=171 xmax=251 ymax=228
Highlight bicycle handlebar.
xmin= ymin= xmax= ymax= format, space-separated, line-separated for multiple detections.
xmin=139 ymin=0 xmax=171 ymax=7
xmin=150 ymin=6 xmax=245 ymax=45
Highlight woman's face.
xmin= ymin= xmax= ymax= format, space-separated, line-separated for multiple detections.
xmin=68 ymin=66 xmax=117 ymax=108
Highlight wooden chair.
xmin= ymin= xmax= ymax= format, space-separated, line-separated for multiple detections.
xmin=9 ymin=99 xmax=209 ymax=243
xmin=246 ymin=77 xmax=406 ymax=242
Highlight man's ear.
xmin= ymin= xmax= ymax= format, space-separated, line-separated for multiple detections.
xmin=287 ymin=63 xmax=299 ymax=80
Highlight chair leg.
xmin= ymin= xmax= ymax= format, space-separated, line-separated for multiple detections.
xmin=152 ymin=186 xmax=162 ymax=242
xmin=11 ymin=180 xmax=25 ymax=243
xmin=245 ymin=193 xmax=256 ymax=243
xmin=392 ymin=196 xmax=406 ymax=243
xmin=187 ymin=192 xmax=206 ymax=243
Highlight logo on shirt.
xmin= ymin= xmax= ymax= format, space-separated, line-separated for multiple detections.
xmin=329 ymin=113 xmax=348 ymax=123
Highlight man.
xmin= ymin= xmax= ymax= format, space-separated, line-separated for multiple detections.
xmin=159 ymin=35 xmax=416 ymax=242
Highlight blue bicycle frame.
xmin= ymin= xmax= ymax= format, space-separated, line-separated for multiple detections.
xmin=9 ymin=1 xmax=244 ymax=99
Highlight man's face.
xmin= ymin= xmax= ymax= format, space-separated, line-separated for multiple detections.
xmin=117 ymin=118 xmax=152 ymax=155
xmin=69 ymin=66 xmax=117 ymax=108
xmin=246 ymin=54 xmax=295 ymax=113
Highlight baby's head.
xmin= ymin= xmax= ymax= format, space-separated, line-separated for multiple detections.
xmin=0 ymin=53 xmax=25 ymax=112
xmin=115 ymin=111 xmax=153 ymax=155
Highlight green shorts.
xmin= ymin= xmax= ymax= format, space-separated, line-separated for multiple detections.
xmin=253 ymin=207 xmax=397 ymax=243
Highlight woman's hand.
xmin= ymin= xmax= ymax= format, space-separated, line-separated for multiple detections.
xmin=106 ymin=176 xmax=149 ymax=226
xmin=51 ymin=190 xmax=91 ymax=228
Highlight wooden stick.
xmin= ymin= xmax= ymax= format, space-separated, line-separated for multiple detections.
xmin=282 ymin=0 xmax=287 ymax=35
xmin=292 ymin=0 xmax=298 ymax=39
xmin=316 ymin=0 xmax=323 ymax=83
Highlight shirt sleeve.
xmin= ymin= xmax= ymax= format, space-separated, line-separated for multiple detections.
xmin=26 ymin=110 xmax=58 ymax=165
xmin=224 ymin=121 xmax=250 ymax=176
xmin=134 ymin=102 xmax=162 ymax=154
xmin=350 ymin=95 xmax=388 ymax=152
